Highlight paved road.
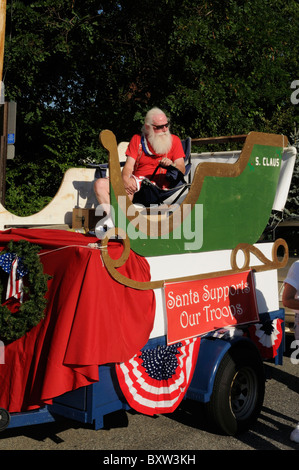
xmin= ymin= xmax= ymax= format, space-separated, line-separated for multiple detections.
xmin=0 ymin=338 xmax=299 ymax=454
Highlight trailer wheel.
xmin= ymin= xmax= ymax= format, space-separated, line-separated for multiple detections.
xmin=205 ymin=345 xmax=265 ymax=436
xmin=0 ymin=408 xmax=10 ymax=432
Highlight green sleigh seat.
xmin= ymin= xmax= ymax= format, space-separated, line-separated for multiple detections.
xmin=100 ymin=130 xmax=288 ymax=257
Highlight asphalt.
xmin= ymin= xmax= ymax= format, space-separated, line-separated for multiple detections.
xmin=0 ymin=338 xmax=298 ymax=455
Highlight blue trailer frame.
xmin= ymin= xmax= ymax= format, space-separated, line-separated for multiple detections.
xmin=3 ymin=308 xmax=284 ymax=432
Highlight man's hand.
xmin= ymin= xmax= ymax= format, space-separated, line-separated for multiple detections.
xmin=160 ymin=157 xmax=173 ymax=167
xmin=123 ymin=174 xmax=137 ymax=195
xmin=122 ymin=156 xmax=138 ymax=197
xmin=160 ymin=157 xmax=185 ymax=174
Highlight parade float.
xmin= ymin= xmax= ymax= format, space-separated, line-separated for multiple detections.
xmin=0 ymin=0 xmax=297 ymax=441
xmin=0 ymin=128 xmax=296 ymax=436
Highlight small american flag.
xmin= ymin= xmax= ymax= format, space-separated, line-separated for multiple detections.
xmin=0 ymin=252 xmax=28 ymax=303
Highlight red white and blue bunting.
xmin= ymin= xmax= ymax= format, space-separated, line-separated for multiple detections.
xmin=208 ymin=320 xmax=283 ymax=359
xmin=115 ymin=337 xmax=201 ymax=416
xmin=247 ymin=319 xmax=283 ymax=359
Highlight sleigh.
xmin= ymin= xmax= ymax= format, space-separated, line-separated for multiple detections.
xmin=101 ymin=130 xmax=289 ymax=255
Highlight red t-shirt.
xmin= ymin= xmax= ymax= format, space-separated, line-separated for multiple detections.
xmin=125 ymin=134 xmax=185 ymax=187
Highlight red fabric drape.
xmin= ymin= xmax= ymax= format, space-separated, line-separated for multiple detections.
xmin=0 ymin=229 xmax=155 ymax=412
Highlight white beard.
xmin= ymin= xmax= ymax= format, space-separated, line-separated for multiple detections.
xmin=147 ymin=129 xmax=172 ymax=155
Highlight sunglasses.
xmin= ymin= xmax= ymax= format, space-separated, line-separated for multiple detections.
xmin=152 ymin=122 xmax=169 ymax=130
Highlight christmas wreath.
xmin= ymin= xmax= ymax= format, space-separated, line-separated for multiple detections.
xmin=0 ymin=240 xmax=49 ymax=343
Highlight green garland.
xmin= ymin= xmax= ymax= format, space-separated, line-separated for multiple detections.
xmin=0 ymin=240 xmax=49 ymax=343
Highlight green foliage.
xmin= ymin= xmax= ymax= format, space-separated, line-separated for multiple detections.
xmin=0 ymin=240 xmax=49 ymax=342
xmin=285 ymin=127 xmax=299 ymax=216
xmin=5 ymin=157 xmax=53 ymax=215
xmin=2 ymin=0 xmax=299 ymax=214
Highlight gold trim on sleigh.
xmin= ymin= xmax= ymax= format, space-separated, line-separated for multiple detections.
xmin=100 ymin=234 xmax=288 ymax=290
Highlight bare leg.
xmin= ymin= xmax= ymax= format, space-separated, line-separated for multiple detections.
xmin=94 ymin=175 xmax=136 ymax=204
xmin=93 ymin=177 xmax=115 ymax=236
xmin=93 ymin=176 xmax=137 ymax=238
xmin=94 ymin=177 xmax=110 ymax=207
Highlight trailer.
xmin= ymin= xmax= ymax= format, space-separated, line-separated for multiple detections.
xmin=0 ymin=131 xmax=296 ymax=436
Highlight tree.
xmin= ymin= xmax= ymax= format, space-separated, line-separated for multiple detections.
xmin=2 ymin=0 xmax=299 ymax=215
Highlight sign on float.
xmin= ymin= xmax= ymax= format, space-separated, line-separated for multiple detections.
xmin=164 ymin=270 xmax=259 ymax=345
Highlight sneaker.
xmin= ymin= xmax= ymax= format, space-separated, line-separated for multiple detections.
xmin=290 ymin=424 xmax=299 ymax=443
xmin=95 ymin=225 xmax=118 ymax=240
xmin=95 ymin=224 xmax=108 ymax=239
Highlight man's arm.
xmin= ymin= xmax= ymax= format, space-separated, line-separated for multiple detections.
xmin=173 ymin=157 xmax=185 ymax=174
xmin=282 ymin=283 xmax=299 ymax=310
xmin=122 ymin=156 xmax=137 ymax=195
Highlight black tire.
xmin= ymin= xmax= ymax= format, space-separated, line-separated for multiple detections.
xmin=204 ymin=344 xmax=265 ymax=436
xmin=0 ymin=408 xmax=10 ymax=432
